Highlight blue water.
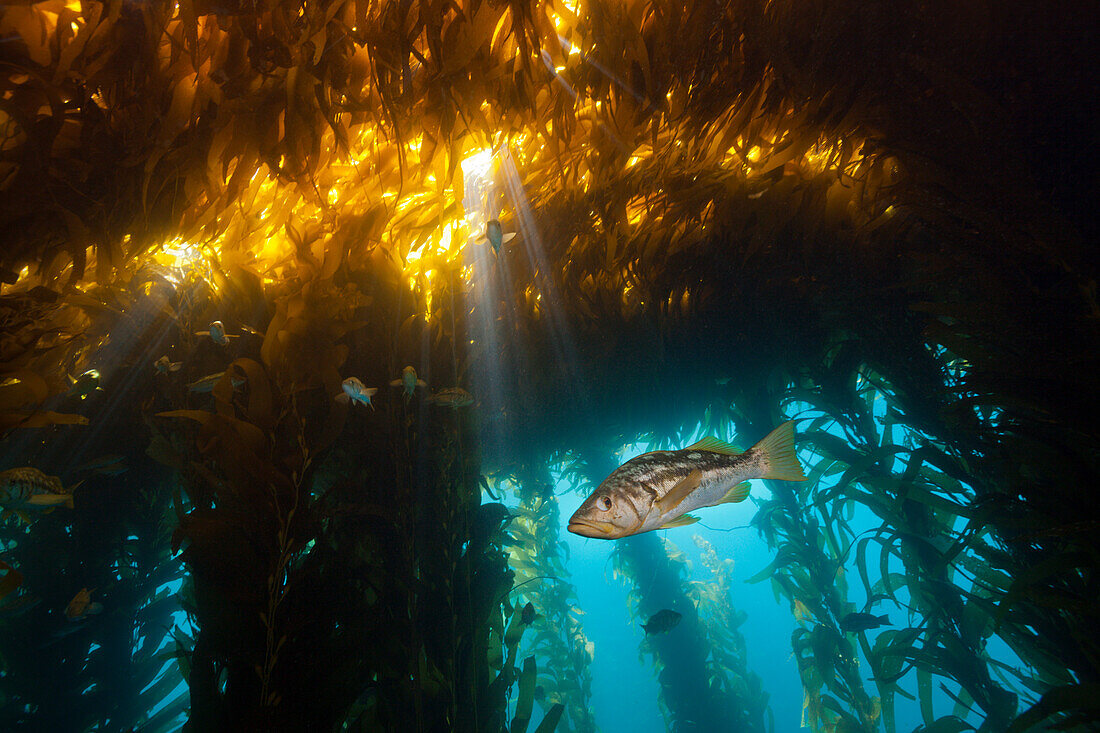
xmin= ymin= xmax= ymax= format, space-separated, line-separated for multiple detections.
xmin=491 ymin=410 xmax=1036 ymax=732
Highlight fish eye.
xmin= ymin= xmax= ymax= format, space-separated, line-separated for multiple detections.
xmin=598 ymin=495 xmax=612 ymax=511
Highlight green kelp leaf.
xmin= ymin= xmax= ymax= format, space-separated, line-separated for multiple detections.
xmin=914 ymin=716 xmax=974 ymax=733
xmin=870 ymin=627 xmax=923 ymax=686
xmin=533 ymin=703 xmax=564 ymax=733
xmin=510 ymin=656 xmax=536 ymax=733
xmin=1007 ymin=683 xmax=1100 ymax=733
xmin=504 ymin=609 xmax=527 ymax=652
xmin=939 ymin=683 xmax=976 ymax=721
xmin=917 ymin=666 xmax=934 ymax=723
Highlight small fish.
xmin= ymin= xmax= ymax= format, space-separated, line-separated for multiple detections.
xmin=642 ymin=609 xmax=682 ymax=636
xmin=428 ymin=387 xmax=474 ymax=409
xmin=187 ymin=372 xmax=245 ymax=393
xmin=75 ymin=454 xmax=127 ymax=476
xmin=194 ymin=320 xmax=235 ymax=346
xmin=476 ymin=219 xmax=516 ymax=255
xmin=390 ymin=366 xmax=427 ymax=399
xmin=521 ymin=602 xmax=536 ymax=625
xmin=839 ymin=612 xmax=891 ymax=633
xmin=568 ymin=421 xmax=807 ymax=539
xmin=154 ymin=356 xmax=182 ymax=374
xmin=67 ymin=369 xmax=101 ymax=400
xmin=65 ymin=588 xmax=103 ymax=620
xmin=336 ymin=377 xmax=377 ymax=409
xmin=0 ymin=468 xmax=74 ymax=522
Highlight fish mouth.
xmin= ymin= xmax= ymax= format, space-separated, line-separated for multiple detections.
xmin=566 ymin=517 xmax=618 ymax=539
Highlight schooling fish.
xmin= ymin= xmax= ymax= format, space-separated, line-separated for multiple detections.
xmin=67 ymin=369 xmax=101 ymax=400
xmin=195 ymin=320 xmax=235 ymax=346
xmin=187 ymin=372 xmax=245 ymax=393
xmin=428 ymin=387 xmax=474 ymax=409
xmin=336 ymin=377 xmax=377 ymax=408
xmin=154 ymin=356 xmax=182 ymax=374
xmin=476 ymin=219 xmax=516 ymax=255
xmin=567 ymin=421 xmax=807 ymax=539
xmin=642 ymin=609 xmax=682 ymax=636
xmin=839 ymin=612 xmax=891 ymax=633
xmin=390 ymin=365 xmax=427 ymax=399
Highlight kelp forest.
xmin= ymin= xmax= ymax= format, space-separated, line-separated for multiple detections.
xmin=0 ymin=0 xmax=1096 ymax=730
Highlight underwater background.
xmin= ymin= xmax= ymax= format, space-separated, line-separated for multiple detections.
xmin=0 ymin=0 xmax=1096 ymax=731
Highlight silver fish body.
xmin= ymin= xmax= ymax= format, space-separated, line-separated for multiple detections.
xmin=568 ymin=422 xmax=805 ymax=539
xmin=339 ymin=377 xmax=377 ymax=408
xmin=479 ymin=219 xmax=516 ymax=254
xmin=390 ymin=366 xmax=426 ymax=397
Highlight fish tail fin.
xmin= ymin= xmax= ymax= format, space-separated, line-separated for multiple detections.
xmin=64 ymin=494 xmax=74 ymax=509
xmin=718 ymin=481 xmax=751 ymax=505
xmin=878 ymin=614 xmax=891 ymax=625
xmin=753 ymin=421 xmax=807 ymax=481
xmin=641 ymin=623 xmax=650 ymax=635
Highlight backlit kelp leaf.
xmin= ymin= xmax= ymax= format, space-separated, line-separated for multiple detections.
xmin=510 ymin=656 xmax=536 ymax=733
xmin=503 ymin=608 xmax=527 ymax=653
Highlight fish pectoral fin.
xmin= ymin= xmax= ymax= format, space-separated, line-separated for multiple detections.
xmin=335 ymin=393 xmax=350 ymax=404
xmin=26 ymin=494 xmax=72 ymax=508
xmin=661 ymin=514 xmax=699 ymax=529
xmin=753 ymin=421 xmax=808 ymax=481
xmin=654 ymin=469 xmax=702 ymax=516
xmin=501 ymin=232 xmax=516 ymax=243
xmin=717 ymin=481 xmax=751 ymax=505
xmin=685 ymin=437 xmax=742 ymax=456
xmin=389 ymin=379 xmax=402 ymax=387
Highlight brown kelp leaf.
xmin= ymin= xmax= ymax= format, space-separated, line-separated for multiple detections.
xmin=0 ymin=370 xmax=48 ymax=409
xmin=0 ymin=561 xmax=23 ymax=601
xmin=226 ymin=358 xmax=275 ymax=430
xmin=0 ymin=410 xmax=89 ymax=431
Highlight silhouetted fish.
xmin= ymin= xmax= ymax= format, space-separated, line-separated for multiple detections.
xmin=642 ymin=609 xmax=682 ymax=635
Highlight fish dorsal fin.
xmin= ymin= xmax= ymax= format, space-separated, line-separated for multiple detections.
xmin=655 ymin=469 xmax=701 ymax=515
xmin=718 ymin=481 xmax=751 ymax=505
xmin=661 ymin=513 xmax=699 ymax=529
xmin=685 ymin=437 xmax=742 ymax=456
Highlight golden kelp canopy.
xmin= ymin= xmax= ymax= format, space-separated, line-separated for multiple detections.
xmin=1 ymin=0 xmax=925 ymax=296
